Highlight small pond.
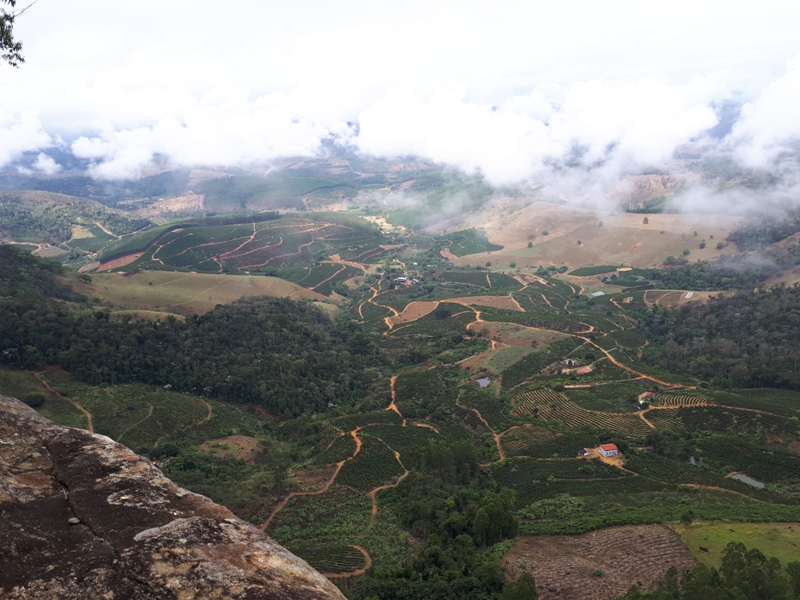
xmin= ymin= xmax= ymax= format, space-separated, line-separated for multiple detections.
xmin=476 ymin=377 xmax=491 ymax=388
xmin=730 ymin=473 xmax=765 ymax=488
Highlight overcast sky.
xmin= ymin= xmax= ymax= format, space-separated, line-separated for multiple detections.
xmin=2 ymin=0 xmax=800 ymax=184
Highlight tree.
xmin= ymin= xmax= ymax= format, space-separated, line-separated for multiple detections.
xmin=501 ymin=572 xmax=538 ymax=600
xmin=1 ymin=0 xmax=24 ymax=67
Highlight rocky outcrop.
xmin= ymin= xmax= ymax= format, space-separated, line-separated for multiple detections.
xmin=0 ymin=395 xmax=345 ymax=599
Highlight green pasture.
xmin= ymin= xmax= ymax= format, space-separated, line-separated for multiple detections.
xmin=673 ymin=522 xmax=800 ymax=567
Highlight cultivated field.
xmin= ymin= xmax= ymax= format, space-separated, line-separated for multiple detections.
xmin=69 ymin=270 xmax=334 ymax=314
xmin=512 ymin=388 xmax=653 ymax=438
xmin=503 ymin=525 xmax=697 ymax=600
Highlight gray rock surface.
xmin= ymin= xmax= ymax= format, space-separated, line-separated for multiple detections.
xmin=0 ymin=395 xmax=346 ymax=599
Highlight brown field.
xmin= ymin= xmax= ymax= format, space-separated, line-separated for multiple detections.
xmin=468 ymin=321 xmax=569 ymax=347
xmin=68 ymin=270 xmax=335 ymax=315
xmin=387 ymin=301 xmax=440 ymax=327
xmin=503 ymin=525 xmax=696 ymax=600
xmin=132 ymin=192 xmax=204 ymax=218
xmin=450 ymin=296 xmax=523 ymax=311
xmin=96 ymin=253 xmax=143 ymax=272
xmin=447 ymin=201 xmax=742 ymax=269
xmin=34 ymin=245 xmax=68 ymax=258
xmin=197 ymin=435 xmax=262 ymax=463
xmin=644 ymin=289 xmax=721 ymax=307
xmin=388 ymin=296 xmax=522 ymax=327
xmin=457 ymin=346 xmax=500 ymax=372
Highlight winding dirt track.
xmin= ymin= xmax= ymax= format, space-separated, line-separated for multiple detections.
xmin=33 ymin=370 xmax=94 ymax=433
xmin=386 ymin=375 xmax=406 ymax=426
xmin=368 ymin=443 xmax=409 ymax=518
xmin=319 ymin=545 xmax=373 ymax=579
xmin=194 ymin=400 xmax=213 ymax=426
xmin=260 ymin=428 xmax=363 ymax=532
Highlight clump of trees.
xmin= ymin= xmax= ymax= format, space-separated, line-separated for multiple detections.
xmin=618 ymin=541 xmax=800 ymax=599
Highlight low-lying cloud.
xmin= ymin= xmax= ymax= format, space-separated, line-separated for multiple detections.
xmin=2 ymin=0 xmax=800 ymax=208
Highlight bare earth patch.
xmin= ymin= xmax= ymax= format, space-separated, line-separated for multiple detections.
xmin=387 ymin=301 xmax=440 ymax=327
xmin=96 ymin=253 xmax=143 ymax=272
xmin=503 ymin=525 xmax=696 ymax=600
xmin=451 ymin=296 xmax=523 ymax=311
xmin=197 ymin=435 xmax=262 ymax=463
xmin=468 ymin=321 xmax=569 ymax=347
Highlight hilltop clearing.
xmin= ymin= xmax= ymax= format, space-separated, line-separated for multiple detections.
xmin=446 ymin=201 xmax=742 ymax=269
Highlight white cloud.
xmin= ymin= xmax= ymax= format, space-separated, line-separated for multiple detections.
xmin=1 ymin=0 xmax=800 ymax=190
xmin=0 ymin=111 xmax=52 ymax=168
xmin=727 ymin=57 xmax=800 ymax=167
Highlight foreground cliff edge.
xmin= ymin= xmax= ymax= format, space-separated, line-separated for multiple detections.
xmin=0 ymin=395 xmax=345 ymax=599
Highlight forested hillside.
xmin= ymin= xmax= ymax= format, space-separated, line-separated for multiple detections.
xmin=0 ymin=191 xmax=150 ymax=243
xmin=638 ymin=284 xmax=800 ymax=387
xmin=5 ymin=238 xmax=800 ymax=600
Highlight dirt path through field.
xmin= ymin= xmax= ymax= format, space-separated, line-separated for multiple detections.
xmin=117 ymin=402 xmax=153 ymax=443
xmin=33 ymin=370 xmax=94 ymax=433
xmin=195 ymin=400 xmax=213 ymax=426
xmin=386 ymin=375 xmax=406 ymax=426
xmin=312 ymin=264 xmax=346 ymax=290
xmin=93 ymin=221 xmax=119 ymax=238
xmin=458 ymin=400 xmax=506 ymax=460
xmin=260 ymin=426 xmax=365 ymax=531
xmin=319 ymin=545 xmax=373 ymax=579
xmin=579 ymin=337 xmax=687 ymax=388
xmin=328 ymin=253 xmax=367 ymax=273
xmin=368 ymin=443 xmax=409 ymax=518
xmin=412 ymin=421 xmax=441 ymax=433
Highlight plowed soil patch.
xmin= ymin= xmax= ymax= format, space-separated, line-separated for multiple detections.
xmin=503 ymin=525 xmax=696 ymax=600
xmin=451 ymin=296 xmax=523 ymax=311
xmin=96 ymin=253 xmax=143 ymax=272
xmin=386 ymin=301 xmax=439 ymax=327
xmin=469 ymin=321 xmax=569 ymax=347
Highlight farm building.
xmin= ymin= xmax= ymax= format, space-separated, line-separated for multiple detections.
xmin=599 ymin=443 xmax=619 ymax=457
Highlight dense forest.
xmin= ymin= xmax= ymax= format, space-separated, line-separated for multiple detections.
xmin=637 ymin=284 xmax=800 ymax=388
xmin=0 ymin=192 xmax=151 ymax=243
xmin=727 ymin=210 xmax=800 ymax=251
xmin=0 ymin=247 xmax=385 ymax=417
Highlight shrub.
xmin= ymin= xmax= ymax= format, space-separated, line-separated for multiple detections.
xmin=23 ymin=392 xmax=46 ymax=408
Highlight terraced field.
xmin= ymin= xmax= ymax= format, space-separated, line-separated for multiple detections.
xmin=654 ymin=394 xmax=711 ymax=407
xmin=336 ymin=436 xmax=405 ymax=491
xmin=100 ymin=215 xmax=392 ymax=275
xmin=287 ymin=544 xmax=368 ymax=575
xmin=512 ymin=388 xmax=653 ymax=438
